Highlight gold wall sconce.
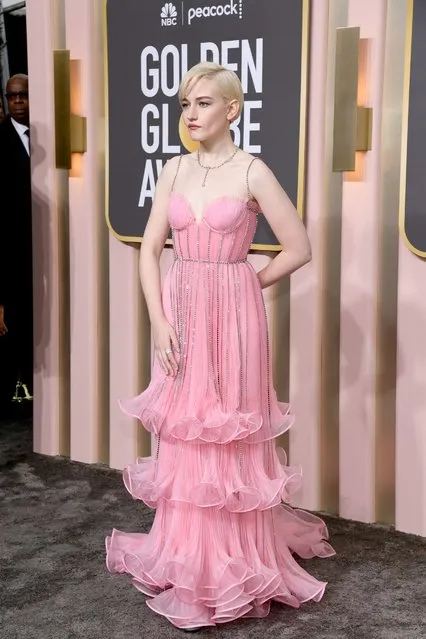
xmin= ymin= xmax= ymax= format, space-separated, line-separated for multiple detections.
xmin=53 ymin=50 xmax=87 ymax=172
xmin=332 ymin=27 xmax=372 ymax=172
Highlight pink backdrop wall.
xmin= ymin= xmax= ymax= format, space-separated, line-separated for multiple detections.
xmin=26 ymin=0 xmax=425 ymax=536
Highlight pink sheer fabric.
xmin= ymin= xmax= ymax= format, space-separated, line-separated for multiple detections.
xmin=106 ymin=174 xmax=335 ymax=629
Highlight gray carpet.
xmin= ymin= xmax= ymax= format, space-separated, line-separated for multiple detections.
xmin=1 ymin=418 xmax=425 ymax=639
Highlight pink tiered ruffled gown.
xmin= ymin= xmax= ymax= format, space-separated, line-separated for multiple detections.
xmin=106 ymin=189 xmax=335 ymax=629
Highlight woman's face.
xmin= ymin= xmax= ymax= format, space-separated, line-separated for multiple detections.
xmin=181 ymin=77 xmax=237 ymax=143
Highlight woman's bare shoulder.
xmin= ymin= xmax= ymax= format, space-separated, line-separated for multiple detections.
xmin=236 ymin=150 xmax=268 ymax=169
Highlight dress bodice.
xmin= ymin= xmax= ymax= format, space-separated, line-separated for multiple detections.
xmin=169 ymin=193 xmax=260 ymax=263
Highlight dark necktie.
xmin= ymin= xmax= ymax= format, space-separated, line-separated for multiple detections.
xmin=24 ymin=129 xmax=30 ymax=139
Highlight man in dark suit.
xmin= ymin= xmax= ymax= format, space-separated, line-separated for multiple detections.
xmin=0 ymin=74 xmax=33 ymax=415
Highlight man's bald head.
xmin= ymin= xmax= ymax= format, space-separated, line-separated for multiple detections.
xmin=5 ymin=74 xmax=29 ymax=125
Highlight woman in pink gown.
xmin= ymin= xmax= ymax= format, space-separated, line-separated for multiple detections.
xmin=106 ymin=62 xmax=335 ymax=630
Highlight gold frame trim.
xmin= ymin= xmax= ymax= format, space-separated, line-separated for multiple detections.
xmin=296 ymin=0 xmax=310 ymax=219
xmin=103 ymin=0 xmax=310 ymax=251
xmin=399 ymin=0 xmax=426 ymax=258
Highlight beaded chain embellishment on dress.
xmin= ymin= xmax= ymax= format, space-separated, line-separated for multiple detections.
xmin=105 ymin=157 xmax=335 ymax=630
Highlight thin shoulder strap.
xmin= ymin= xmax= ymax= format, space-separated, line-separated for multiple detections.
xmin=246 ymin=157 xmax=259 ymax=200
xmin=171 ymin=155 xmax=183 ymax=192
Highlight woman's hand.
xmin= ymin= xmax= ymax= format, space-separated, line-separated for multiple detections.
xmin=152 ymin=316 xmax=180 ymax=376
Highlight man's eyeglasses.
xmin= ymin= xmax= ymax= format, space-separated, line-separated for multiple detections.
xmin=5 ymin=91 xmax=29 ymax=100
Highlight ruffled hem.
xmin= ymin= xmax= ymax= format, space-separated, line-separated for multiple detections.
xmin=119 ymin=397 xmax=294 ymax=445
xmin=122 ymin=446 xmax=303 ymax=511
xmin=105 ymin=504 xmax=335 ymax=630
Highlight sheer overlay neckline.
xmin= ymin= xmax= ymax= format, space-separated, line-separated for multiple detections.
xmin=169 ymin=192 xmax=259 ymax=226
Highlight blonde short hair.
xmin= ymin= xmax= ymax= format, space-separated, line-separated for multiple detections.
xmin=179 ymin=62 xmax=244 ymax=119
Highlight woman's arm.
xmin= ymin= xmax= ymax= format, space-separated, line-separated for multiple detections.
xmin=249 ymin=159 xmax=312 ymax=289
xmin=139 ymin=156 xmax=181 ymax=375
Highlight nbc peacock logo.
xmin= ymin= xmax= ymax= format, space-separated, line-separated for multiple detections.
xmin=161 ymin=3 xmax=178 ymax=26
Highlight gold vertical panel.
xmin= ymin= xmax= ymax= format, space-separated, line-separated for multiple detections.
xmin=52 ymin=0 xmax=71 ymax=457
xmin=70 ymin=114 xmax=87 ymax=154
xmin=374 ymin=0 xmax=410 ymax=526
xmin=319 ymin=189 xmax=342 ymax=516
xmin=273 ymin=279 xmax=291 ymax=456
xmin=356 ymin=106 xmax=372 ymax=151
xmin=136 ymin=250 xmax=153 ymax=458
xmin=53 ymin=49 xmax=71 ymax=170
xmin=94 ymin=0 xmax=110 ymax=466
xmin=332 ymin=27 xmax=360 ymax=172
xmin=320 ymin=0 xmax=349 ymax=515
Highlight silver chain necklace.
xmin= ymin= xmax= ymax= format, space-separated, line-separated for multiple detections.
xmin=197 ymin=146 xmax=239 ymax=187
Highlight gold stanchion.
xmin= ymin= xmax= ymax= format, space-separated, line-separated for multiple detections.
xmin=12 ymin=380 xmax=33 ymax=403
